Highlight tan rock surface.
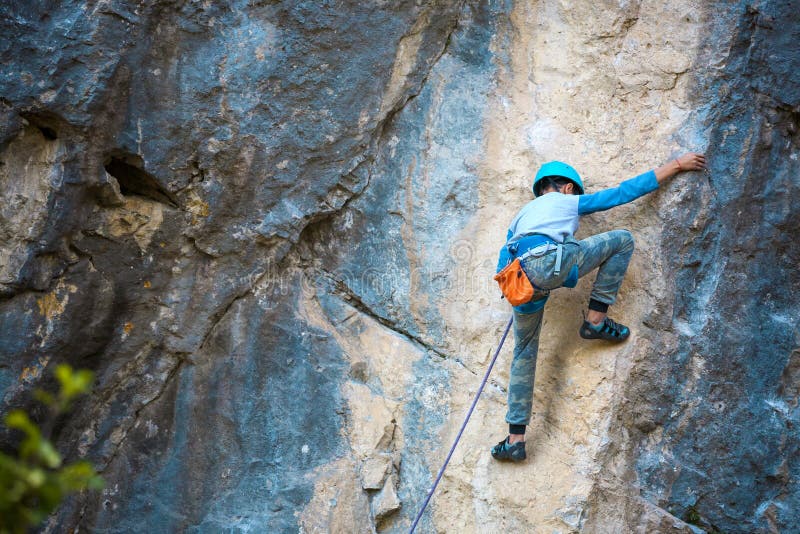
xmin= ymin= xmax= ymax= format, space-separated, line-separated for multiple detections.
xmin=290 ymin=0 xmax=715 ymax=529
xmin=434 ymin=1 xmax=706 ymax=532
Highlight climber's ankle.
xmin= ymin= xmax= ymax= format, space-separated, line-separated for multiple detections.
xmin=508 ymin=433 xmax=525 ymax=444
xmin=586 ymin=309 xmax=607 ymax=326
xmin=508 ymin=424 xmax=525 ymax=443
xmin=587 ymin=299 xmax=610 ymax=325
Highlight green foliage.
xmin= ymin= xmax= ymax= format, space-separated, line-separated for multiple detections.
xmin=0 ymin=364 xmax=104 ymax=534
xmin=684 ymin=506 xmax=702 ymax=525
xmin=683 ymin=505 xmax=725 ymax=534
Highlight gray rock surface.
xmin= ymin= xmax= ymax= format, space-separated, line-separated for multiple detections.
xmin=617 ymin=2 xmax=800 ymax=531
xmin=1 ymin=0 xmax=798 ymax=532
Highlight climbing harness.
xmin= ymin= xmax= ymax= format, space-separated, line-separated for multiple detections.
xmin=518 ymin=241 xmax=563 ymax=274
xmin=408 ymin=315 xmax=513 ymax=534
xmin=495 ymin=234 xmax=580 ymax=306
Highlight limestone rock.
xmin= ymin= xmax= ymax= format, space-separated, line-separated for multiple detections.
xmin=298 ymin=458 xmax=375 ymax=534
xmin=361 ymin=454 xmax=392 ymax=491
xmin=343 ymin=382 xmax=398 ymax=459
xmin=1 ymin=0 xmax=798 ymax=533
xmin=371 ymin=474 xmax=402 ymax=526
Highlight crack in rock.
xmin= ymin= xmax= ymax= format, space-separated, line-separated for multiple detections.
xmin=97 ymin=357 xmax=184 ymax=473
xmin=318 ymin=269 xmax=511 ymax=395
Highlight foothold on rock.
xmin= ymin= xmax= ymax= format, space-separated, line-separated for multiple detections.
xmin=371 ymin=474 xmax=401 ymax=525
xmin=361 ymin=454 xmax=392 ymax=490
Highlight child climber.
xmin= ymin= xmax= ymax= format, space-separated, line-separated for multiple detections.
xmin=491 ymin=154 xmax=707 ymax=462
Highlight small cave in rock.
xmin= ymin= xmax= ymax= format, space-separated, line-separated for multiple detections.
xmin=20 ymin=111 xmax=62 ymax=140
xmin=36 ymin=125 xmax=58 ymax=140
xmin=104 ymin=153 xmax=178 ymax=207
xmin=784 ymin=108 xmax=800 ymax=138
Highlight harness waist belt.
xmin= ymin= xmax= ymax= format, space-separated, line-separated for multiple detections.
xmin=517 ymin=243 xmax=563 ymax=275
xmin=512 ymin=234 xmax=564 ymax=275
xmin=517 ymin=243 xmax=560 ymax=262
xmin=510 ymin=233 xmax=557 ymax=253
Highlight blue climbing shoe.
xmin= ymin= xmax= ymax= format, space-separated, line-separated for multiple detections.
xmin=579 ymin=316 xmax=630 ymax=342
xmin=491 ymin=437 xmax=526 ymax=462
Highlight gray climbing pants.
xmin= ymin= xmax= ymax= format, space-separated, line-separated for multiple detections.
xmin=506 ymin=229 xmax=634 ymax=427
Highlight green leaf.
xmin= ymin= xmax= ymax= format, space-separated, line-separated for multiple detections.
xmin=87 ymin=474 xmax=105 ymax=490
xmin=7 ymin=411 xmax=43 ymax=464
xmin=59 ymin=461 xmax=104 ymax=493
xmin=5 ymin=411 xmax=38 ymax=438
xmin=35 ymin=440 xmax=61 ymax=469
xmin=3 ymin=478 xmax=28 ymax=503
xmin=33 ymin=389 xmax=56 ymax=407
xmin=36 ymin=479 xmax=62 ymax=512
xmin=74 ymin=370 xmax=94 ymax=392
xmin=0 ymin=366 xmax=103 ymax=533
xmin=54 ymin=364 xmax=94 ymax=407
xmin=7 ymin=412 xmax=61 ymax=468
xmin=54 ymin=363 xmax=73 ymax=387
xmin=26 ymin=468 xmax=45 ymax=488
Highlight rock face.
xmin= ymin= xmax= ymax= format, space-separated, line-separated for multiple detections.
xmin=1 ymin=1 xmax=798 ymax=533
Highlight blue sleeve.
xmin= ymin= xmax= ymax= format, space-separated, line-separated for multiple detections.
xmin=496 ymin=229 xmax=513 ymax=273
xmin=578 ymin=170 xmax=659 ymax=215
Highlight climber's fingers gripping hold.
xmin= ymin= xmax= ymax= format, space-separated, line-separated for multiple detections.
xmin=676 ymin=152 xmax=707 ymax=171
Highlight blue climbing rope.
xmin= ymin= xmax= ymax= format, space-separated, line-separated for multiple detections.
xmin=408 ymin=315 xmax=514 ymax=533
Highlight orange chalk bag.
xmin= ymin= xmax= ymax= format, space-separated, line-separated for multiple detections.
xmin=493 ymin=258 xmax=534 ymax=306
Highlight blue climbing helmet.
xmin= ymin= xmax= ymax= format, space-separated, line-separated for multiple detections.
xmin=532 ymin=161 xmax=585 ymax=196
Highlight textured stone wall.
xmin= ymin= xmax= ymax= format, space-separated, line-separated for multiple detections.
xmin=1 ymin=1 xmax=798 ymax=533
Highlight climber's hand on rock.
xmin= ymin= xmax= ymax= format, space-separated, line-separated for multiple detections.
xmin=676 ymin=152 xmax=707 ymax=172
xmin=655 ymin=153 xmax=707 ymax=183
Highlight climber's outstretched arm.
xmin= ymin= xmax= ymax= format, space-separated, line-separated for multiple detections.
xmin=577 ymin=152 xmax=707 ymax=215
